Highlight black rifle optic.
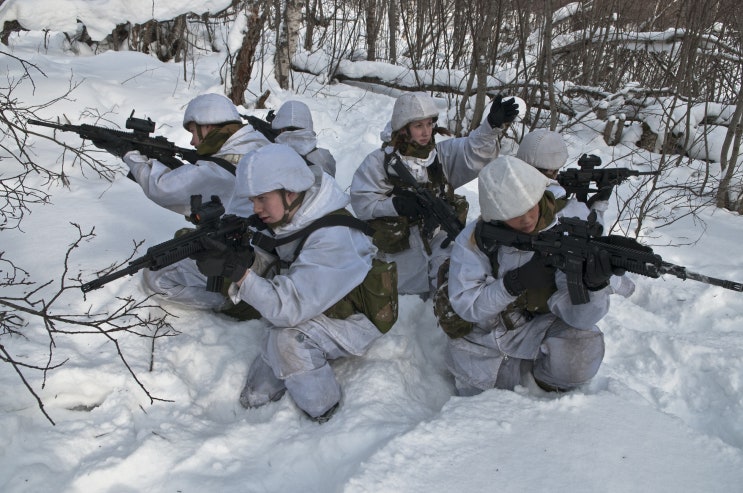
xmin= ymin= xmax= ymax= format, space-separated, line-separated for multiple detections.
xmin=388 ymin=155 xmax=464 ymax=248
xmin=80 ymin=195 xmax=256 ymax=294
xmin=557 ymin=154 xmax=660 ymax=203
xmin=242 ymin=109 xmax=280 ymax=142
xmin=476 ymin=210 xmax=743 ymax=305
xmin=29 ymin=111 xmax=236 ymax=175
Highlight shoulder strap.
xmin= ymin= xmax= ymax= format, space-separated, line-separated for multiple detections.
xmin=384 ymin=152 xmax=450 ymax=198
xmin=251 ymin=209 xmax=374 ymax=262
xmin=180 ymin=149 xmax=238 ymax=176
xmin=474 ymin=219 xmax=501 ymax=277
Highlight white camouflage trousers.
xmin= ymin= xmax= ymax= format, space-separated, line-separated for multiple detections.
xmin=445 ymin=316 xmax=605 ymax=394
xmin=240 ymin=313 xmax=381 ymax=418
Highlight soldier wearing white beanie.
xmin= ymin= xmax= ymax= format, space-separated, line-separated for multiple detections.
xmin=477 ymin=155 xmax=551 ymax=223
xmin=516 ymin=129 xmax=568 ymax=172
xmin=439 ymin=156 xmax=625 ymax=394
xmin=124 ymin=93 xmax=270 ymax=315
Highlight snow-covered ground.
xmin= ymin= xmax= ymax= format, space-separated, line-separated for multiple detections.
xmin=1 ymin=24 xmax=743 ymax=493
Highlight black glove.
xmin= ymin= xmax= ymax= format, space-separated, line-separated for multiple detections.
xmin=487 ymin=95 xmax=519 ymax=129
xmin=191 ymin=236 xmax=254 ymax=280
xmin=502 ymin=254 xmax=556 ymax=296
xmin=91 ymin=136 xmax=134 ymax=158
xmin=583 ymin=249 xmax=615 ymax=291
xmin=586 ymin=185 xmax=614 ymax=208
xmin=393 ymin=195 xmax=426 ymax=220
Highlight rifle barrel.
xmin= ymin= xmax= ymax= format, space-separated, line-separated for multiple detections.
xmin=659 ymin=262 xmax=743 ymax=292
xmin=28 ymin=119 xmax=65 ymax=129
xmin=80 ymin=261 xmax=146 ymax=293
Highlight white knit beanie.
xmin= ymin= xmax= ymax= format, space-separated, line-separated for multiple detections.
xmin=478 ymin=156 xmax=551 ymax=221
xmin=271 ymin=100 xmax=314 ymax=131
xmin=235 ymin=144 xmax=315 ymax=198
xmin=182 ymin=93 xmax=241 ymax=130
xmin=516 ymin=129 xmax=568 ymax=171
xmin=390 ymin=92 xmax=440 ymax=131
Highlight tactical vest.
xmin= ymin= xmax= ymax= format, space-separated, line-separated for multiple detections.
xmin=250 ymin=209 xmax=399 ymax=333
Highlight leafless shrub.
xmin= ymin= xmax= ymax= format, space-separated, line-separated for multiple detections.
xmin=0 ymin=52 xmax=178 ymax=425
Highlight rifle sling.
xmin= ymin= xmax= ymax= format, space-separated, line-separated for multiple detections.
xmin=250 ymin=211 xmax=375 ymax=263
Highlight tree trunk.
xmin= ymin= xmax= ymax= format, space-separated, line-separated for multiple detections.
xmin=387 ymin=0 xmax=397 ymax=63
xmin=229 ymin=2 xmax=266 ymax=106
xmin=543 ymin=0 xmax=557 ymax=129
xmin=365 ymin=0 xmax=378 ymax=60
xmin=304 ymin=0 xmax=316 ymax=51
xmin=275 ymin=0 xmax=300 ymax=90
xmin=716 ymin=83 xmax=743 ymax=209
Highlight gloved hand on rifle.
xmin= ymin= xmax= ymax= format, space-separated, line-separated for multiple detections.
xmin=191 ymin=236 xmax=254 ymax=281
xmin=586 ymin=185 xmax=614 ymax=209
xmin=91 ymin=135 xmax=135 ymax=158
xmin=487 ymin=95 xmax=520 ymax=129
xmin=502 ymin=254 xmax=556 ymax=296
xmin=583 ymin=249 xmax=623 ymax=291
xmin=393 ymin=195 xmax=427 ymax=220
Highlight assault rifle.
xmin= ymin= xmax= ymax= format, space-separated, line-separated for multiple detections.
xmin=243 ymin=110 xmax=279 ymax=142
xmin=476 ymin=211 xmax=743 ymax=305
xmin=29 ymin=111 xmax=236 ymax=175
xmin=557 ymin=154 xmax=659 ymax=203
xmin=388 ymin=155 xmax=464 ymax=247
xmin=80 ymin=195 xmax=256 ymax=294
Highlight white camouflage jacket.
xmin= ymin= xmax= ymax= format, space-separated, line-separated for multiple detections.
xmin=123 ymin=125 xmax=269 ymax=216
xmin=231 ymin=173 xmax=376 ymax=328
xmin=350 ymin=121 xmax=504 ymax=220
xmin=448 ymin=198 xmax=612 ymax=359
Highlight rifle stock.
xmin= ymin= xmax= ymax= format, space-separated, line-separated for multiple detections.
xmin=243 ymin=112 xmax=279 ymax=143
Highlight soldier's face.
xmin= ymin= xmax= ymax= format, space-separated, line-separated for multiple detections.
xmin=407 ymin=118 xmax=434 ymax=145
xmin=187 ymin=122 xmax=216 ymax=147
xmin=250 ymin=190 xmax=299 ymax=224
xmin=504 ymin=203 xmax=540 ymax=233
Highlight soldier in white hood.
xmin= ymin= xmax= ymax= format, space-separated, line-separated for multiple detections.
xmin=516 ymin=128 xmax=617 ymax=220
xmin=193 ymin=144 xmax=383 ymax=422
xmin=442 ymin=156 xmax=626 ymax=394
xmin=116 ymin=94 xmax=270 ymax=317
xmin=515 ymin=128 xmax=570 ymax=198
xmin=350 ymin=91 xmax=518 ymax=297
xmin=121 ymin=93 xmax=270 ymax=216
xmin=271 ymin=100 xmax=336 ymax=177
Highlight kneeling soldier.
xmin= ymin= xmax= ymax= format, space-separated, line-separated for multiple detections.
xmin=193 ymin=144 xmax=396 ymax=421
xmin=440 ymin=156 xmax=622 ymax=394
